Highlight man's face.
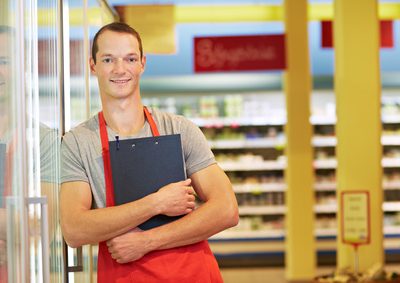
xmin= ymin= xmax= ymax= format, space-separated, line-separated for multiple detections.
xmin=90 ymin=30 xmax=146 ymax=101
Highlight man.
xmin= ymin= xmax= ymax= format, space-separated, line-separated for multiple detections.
xmin=60 ymin=22 xmax=239 ymax=282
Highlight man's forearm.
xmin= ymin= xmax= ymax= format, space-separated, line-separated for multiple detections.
xmin=61 ymin=179 xmax=195 ymax=248
xmin=145 ymin=165 xmax=239 ymax=251
xmin=146 ymin=194 xmax=238 ymax=251
xmin=62 ymin=193 xmax=160 ymax=248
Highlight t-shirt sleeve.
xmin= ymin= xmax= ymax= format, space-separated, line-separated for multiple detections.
xmin=179 ymin=117 xmax=216 ymax=177
xmin=60 ymin=131 xmax=89 ymax=184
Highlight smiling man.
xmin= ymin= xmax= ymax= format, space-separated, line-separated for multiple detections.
xmin=60 ymin=22 xmax=238 ymax=283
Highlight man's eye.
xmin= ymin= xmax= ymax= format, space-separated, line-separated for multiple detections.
xmin=127 ymin=58 xmax=138 ymax=63
xmin=102 ymin=58 xmax=113 ymax=63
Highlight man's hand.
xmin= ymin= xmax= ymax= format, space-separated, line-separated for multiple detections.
xmin=106 ymin=228 xmax=149 ymax=263
xmin=155 ymin=179 xmax=195 ymax=216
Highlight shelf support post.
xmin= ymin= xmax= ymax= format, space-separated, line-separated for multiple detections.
xmin=283 ymin=0 xmax=316 ymax=280
xmin=334 ymin=0 xmax=384 ymax=271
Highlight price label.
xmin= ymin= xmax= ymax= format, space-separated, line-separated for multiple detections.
xmin=341 ymin=191 xmax=370 ymax=245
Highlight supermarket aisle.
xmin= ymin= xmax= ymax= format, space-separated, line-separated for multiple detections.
xmin=220 ymin=265 xmax=400 ymax=283
xmin=220 ymin=267 xmax=329 ymax=283
xmin=221 ymin=267 xmax=288 ymax=283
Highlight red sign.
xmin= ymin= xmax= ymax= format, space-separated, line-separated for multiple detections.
xmin=321 ymin=20 xmax=394 ymax=48
xmin=194 ymin=34 xmax=286 ymax=73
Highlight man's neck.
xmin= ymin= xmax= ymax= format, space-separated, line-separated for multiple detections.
xmin=101 ymin=95 xmax=145 ymax=137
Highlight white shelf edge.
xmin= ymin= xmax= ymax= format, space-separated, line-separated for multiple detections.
xmin=208 ymin=135 xmax=400 ymax=150
xmin=192 ymin=115 xmax=400 ymax=127
xmin=219 ymin=158 xmax=400 ymax=171
xmin=219 ymin=161 xmax=286 ymax=171
xmin=232 ymin=182 xmax=400 ymax=192
xmin=210 ymin=230 xmax=285 ymax=240
xmin=239 ymin=205 xmax=286 ymax=215
xmin=210 ymin=226 xmax=400 ymax=240
xmin=233 ymin=183 xmax=286 ymax=193
xmin=237 ymin=202 xmax=399 ymax=215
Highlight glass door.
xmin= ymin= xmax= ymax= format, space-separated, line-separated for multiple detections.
xmin=62 ymin=1 xmax=116 ymax=281
xmin=0 ymin=0 xmax=64 ymax=281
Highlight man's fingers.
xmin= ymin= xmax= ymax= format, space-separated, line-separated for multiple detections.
xmin=186 ymin=186 xmax=195 ymax=195
xmin=182 ymin=178 xmax=191 ymax=186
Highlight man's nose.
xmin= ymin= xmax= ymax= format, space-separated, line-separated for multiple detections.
xmin=112 ymin=58 xmax=125 ymax=73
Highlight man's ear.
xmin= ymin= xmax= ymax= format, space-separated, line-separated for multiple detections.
xmin=89 ymin=57 xmax=96 ymax=74
xmin=140 ymin=55 xmax=146 ymax=74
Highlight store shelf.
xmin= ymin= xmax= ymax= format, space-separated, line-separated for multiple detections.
xmin=211 ymin=226 xmax=400 ymax=241
xmin=209 ymin=137 xmax=285 ymax=149
xmin=315 ymin=181 xmax=400 ymax=191
xmin=145 ymin=90 xmax=400 ymax=266
xmin=210 ymin=229 xmax=285 ymax=240
xmin=315 ymin=228 xmax=337 ymax=237
xmin=315 ymin=226 xmax=400 ymax=238
xmin=191 ymin=115 xmax=337 ymax=127
xmin=234 ymin=181 xmax=400 ymax=193
xmin=219 ymin=161 xmax=286 ymax=171
xmin=383 ymin=202 xmax=400 ymax=212
xmin=208 ymin=135 xmax=400 ymax=150
xmin=238 ymin=202 xmax=399 ymax=216
xmin=382 ymin=115 xmax=400 ymax=124
xmin=382 ymin=135 xmax=400 ymax=145
xmin=189 ymin=116 xmax=285 ymax=127
xmin=384 ymin=226 xmax=400 ymax=235
xmin=314 ymin=182 xmax=336 ymax=191
xmin=313 ymin=158 xmax=400 ymax=169
xmin=310 ymin=115 xmax=336 ymax=125
xmin=312 ymin=136 xmax=337 ymax=147
xmin=239 ymin=205 xmax=286 ymax=215
xmin=382 ymin=158 xmax=400 ymax=168
xmin=384 ymin=181 xmax=400 ymax=189
xmin=218 ymin=158 xmax=400 ymax=171
xmin=314 ymin=203 xmax=337 ymax=214
xmin=313 ymin=202 xmax=400 ymax=214
xmin=233 ymin=183 xmax=286 ymax=193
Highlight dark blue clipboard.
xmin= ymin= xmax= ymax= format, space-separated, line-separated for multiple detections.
xmin=109 ymin=134 xmax=187 ymax=230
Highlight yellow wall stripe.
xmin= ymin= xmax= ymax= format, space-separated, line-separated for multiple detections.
xmin=37 ymin=3 xmax=400 ymax=26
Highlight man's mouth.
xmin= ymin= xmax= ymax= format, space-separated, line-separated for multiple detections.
xmin=110 ymin=78 xmax=131 ymax=84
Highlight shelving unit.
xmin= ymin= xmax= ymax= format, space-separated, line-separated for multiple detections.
xmin=142 ymin=89 xmax=400 ymax=266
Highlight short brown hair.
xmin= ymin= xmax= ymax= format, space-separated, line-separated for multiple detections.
xmin=91 ymin=22 xmax=143 ymax=64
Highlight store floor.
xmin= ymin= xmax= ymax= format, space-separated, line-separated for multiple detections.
xmin=220 ymin=265 xmax=400 ymax=283
xmin=220 ymin=266 xmax=330 ymax=283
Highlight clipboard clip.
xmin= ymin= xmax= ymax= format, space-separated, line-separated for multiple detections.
xmin=115 ymin=135 xmax=120 ymax=150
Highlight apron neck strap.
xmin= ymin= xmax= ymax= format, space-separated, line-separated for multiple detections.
xmin=98 ymin=111 xmax=114 ymax=206
xmin=143 ymin=106 xmax=160 ymax=137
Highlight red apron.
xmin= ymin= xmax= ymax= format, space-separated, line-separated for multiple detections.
xmin=97 ymin=107 xmax=223 ymax=283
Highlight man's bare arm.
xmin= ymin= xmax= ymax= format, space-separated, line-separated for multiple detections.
xmin=60 ymin=179 xmax=195 ymax=248
xmin=106 ymin=164 xmax=239 ymax=263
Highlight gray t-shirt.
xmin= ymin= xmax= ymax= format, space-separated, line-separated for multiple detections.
xmin=61 ymin=107 xmax=215 ymax=208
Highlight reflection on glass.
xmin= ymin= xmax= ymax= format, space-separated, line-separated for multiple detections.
xmin=0 ymin=21 xmax=14 ymax=282
xmin=38 ymin=0 xmax=64 ymax=282
xmin=0 ymin=0 xmax=64 ymax=281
